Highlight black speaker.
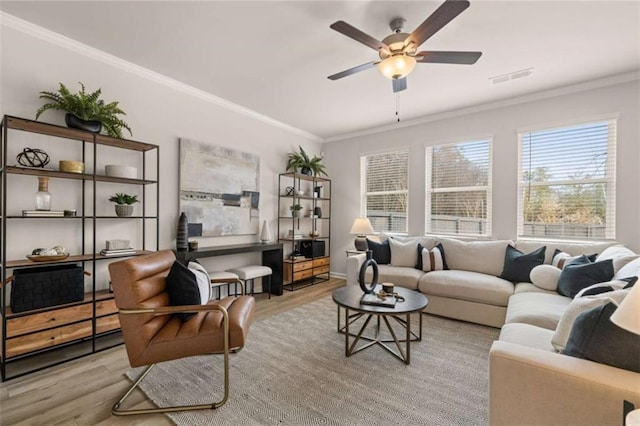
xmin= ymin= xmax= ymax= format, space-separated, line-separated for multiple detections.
xmin=300 ymin=240 xmax=325 ymax=258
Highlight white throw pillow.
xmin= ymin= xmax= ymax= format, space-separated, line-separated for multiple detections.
xmin=188 ymin=261 xmax=211 ymax=304
xmin=529 ymin=264 xmax=562 ymax=291
xmin=614 ymin=257 xmax=640 ymax=280
xmin=389 ymin=238 xmax=418 ymax=267
xmin=596 ymin=245 xmax=639 ymax=274
xmin=420 ymin=244 xmax=446 ymax=272
xmin=573 ymin=279 xmax=635 ymax=298
xmin=551 ymin=288 xmax=628 ymax=352
xmin=551 ymin=251 xmax=584 ymax=269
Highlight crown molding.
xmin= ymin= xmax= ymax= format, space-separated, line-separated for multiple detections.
xmin=324 ymin=71 xmax=640 ymax=143
xmin=0 ymin=12 xmax=323 ymax=143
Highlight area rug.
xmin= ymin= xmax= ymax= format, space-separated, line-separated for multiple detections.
xmin=126 ymin=296 xmax=499 ymax=425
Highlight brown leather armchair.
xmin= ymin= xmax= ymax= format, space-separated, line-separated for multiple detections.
xmin=108 ymin=250 xmax=256 ymax=416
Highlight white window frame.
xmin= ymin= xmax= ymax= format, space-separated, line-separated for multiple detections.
xmin=425 ymin=139 xmax=492 ymax=237
xmin=360 ymin=148 xmax=409 ymax=234
xmin=516 ymin=118 xmax=617 ymax=240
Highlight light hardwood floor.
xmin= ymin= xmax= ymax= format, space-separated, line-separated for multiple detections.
xmin=0 ymin=278 xmax=345 ymax=425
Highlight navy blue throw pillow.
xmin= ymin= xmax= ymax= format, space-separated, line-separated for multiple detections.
xmin=166 ymin=260 xmax=201 ymax=321
xmin=499 ymin=245 xmax=546 ymax=283
xmin=563 ymin=302 xmax=640 ymax=373
xmin=556 ymin=256 xmax=614 ymax=298
xmin=366 ymin=238 xmax=391 ymax=265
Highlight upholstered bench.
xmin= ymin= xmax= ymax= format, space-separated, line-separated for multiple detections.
xmin=227 ymin=265 xmax=273 ymax=299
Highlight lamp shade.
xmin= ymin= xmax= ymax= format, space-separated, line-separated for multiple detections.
xmin=611 ymin=283 xmax=640 ymax=335
xmin=377 ymin=55 xmax=416 ymax=80
xmin=350 ymin=218 xmax=375 ymax=236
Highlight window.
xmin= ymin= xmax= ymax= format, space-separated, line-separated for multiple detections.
xmin=518 ymin=119 xmax=616 ymax=240
xmin=360 ymin=149 xmax=409 ymax=233
xmin=426 ymin=139 xmax=492 ymax=236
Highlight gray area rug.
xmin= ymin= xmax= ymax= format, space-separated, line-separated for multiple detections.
xmin=126 ymin=296 xmax=499 ymax=425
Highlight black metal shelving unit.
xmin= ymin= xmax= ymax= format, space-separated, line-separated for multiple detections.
xmin=277 ymin=172 xmax=331 ymax=291
xmin=0 ymin=115 xmax=159 ymax=381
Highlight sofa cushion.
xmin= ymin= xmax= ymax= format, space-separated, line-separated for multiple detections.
xmin=513 ymin=282 xmax=558 ymax=295
xmin=595 ymin=245 xmax=639 ymax=274
xmin=498 ymin=323 xmax=555 ymax=352
xmin=529 ymin=265 xmax=562 ymax=291
xmin=500 ymin=245 xmax=546 ymax=283
xmin=563 ymin=302 xmax=640 ymax=373
xmin=614 ymin=256 xmax=640 ymax=280
xmin=389 ymin=238 xmax=418 ymax=267
xmin=381 ymin=234 xmax=438 ymax=250
xmin=515 ymin=240 xmax=617 ymax=265
xmin=364 ymin=264 xmax=423 ymax=290
xmin=418 ymin=270 xmax=514 ymax=307
xmin=557 ymin=257 xmax=614 ymax=298
xmin=416 ymin=243 xmax=448 ymax=272
xmin=551 ymin=249 xmax=597 ymax=269
xmin=439 ymin=238 xmax=512 ymax=276
xmin=366 ymin=238 xmax=390 ymax=265
xmin=505 ymin=292 xmax=572 ymax=330
xmin=552 ymin=288 xmax=629 ymax=352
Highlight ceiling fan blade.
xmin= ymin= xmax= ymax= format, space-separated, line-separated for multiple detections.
xmin=328 ymin=61 xmax=379 ymax=80
xmin=392 ymin=77 xmax=407 ymax=93
xmin=330 ymin=21 xmax=389 ymax=52
xmin=405 ymin=0 xmax=470 ymax=49
xmin=416 ymin=50 xmax=482 ymax=64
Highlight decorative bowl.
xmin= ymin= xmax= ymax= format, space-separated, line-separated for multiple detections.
xmin=105 ymin=165 xmax=137 ymax=179
xmin=59 ymin=160 xmax=84 ymax=173
xmin=27 ymin=253 xmax=70 ymax=262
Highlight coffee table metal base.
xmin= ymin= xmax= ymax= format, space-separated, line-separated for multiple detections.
xmin=337 ymin=307 xmax=423 ymax=364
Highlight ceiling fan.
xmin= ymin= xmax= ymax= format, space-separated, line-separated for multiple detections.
xmin=328 ymin=0 xmax=482 ymax=93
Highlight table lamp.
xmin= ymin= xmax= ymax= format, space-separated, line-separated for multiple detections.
xmin=610 ymin=284 xmax=640 ymax=426
xmin=350 ymin=217 xmax=375 ymax=251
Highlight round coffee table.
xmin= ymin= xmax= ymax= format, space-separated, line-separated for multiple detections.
xmin=332 ymin=285 xmax=428 ymax=364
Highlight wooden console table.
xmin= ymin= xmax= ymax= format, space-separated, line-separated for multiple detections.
xmin=175 ymin=242 xmax=284 ymax=295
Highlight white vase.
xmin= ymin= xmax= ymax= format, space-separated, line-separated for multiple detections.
xmin=260 ymin=220 xmax=272 ymax=243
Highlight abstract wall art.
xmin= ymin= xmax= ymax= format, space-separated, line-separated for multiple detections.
xmin=179 ymin=139 xmax=260 ymax=236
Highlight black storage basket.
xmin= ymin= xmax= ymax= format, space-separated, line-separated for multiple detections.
xmin=10 ymin=264 xmax=84 ymax=313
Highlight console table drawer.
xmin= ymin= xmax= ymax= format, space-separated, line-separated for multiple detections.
xmin=313 ymin=257 xmax=330 ymax=268
xmin=6 ymin=320 xmax=93 ymax=358
xmin=96 ymin=314 xmax=120 ymax=334
xmin=96 ymin=298 xmax=118 ymax=316
xmin=292 ymin=268 xmax=314 ymax=281
xmin=6 ymin=304 xmax=93 ymax=338
xmin=292 ymin=260 xmax=313 ymax=272
xmin=314 ymin=265 xmax=330 ymax=275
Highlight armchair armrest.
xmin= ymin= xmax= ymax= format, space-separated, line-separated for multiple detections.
xmin=119 ymin=303 xmax=228 ymax=317
xmin=346 ymin=253 xmax=367 ymax=287
xmin=489 ymin=340 xmax=640 ymax=426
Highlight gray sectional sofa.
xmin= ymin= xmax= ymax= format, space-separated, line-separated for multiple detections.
xmin=345 ymin=235 xmax=640 ymax=425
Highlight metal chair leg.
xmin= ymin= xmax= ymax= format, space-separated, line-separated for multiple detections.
xmin=112 ymin=310 xmax=231 ymax=416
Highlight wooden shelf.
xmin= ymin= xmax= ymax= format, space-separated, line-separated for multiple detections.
xmin=279 ymin=172 xmax=330 ymax=183
xmin=6 ymin=166 xmax=157 ymax=185
xmin=5 ymin=250 xmax=152 ymax=268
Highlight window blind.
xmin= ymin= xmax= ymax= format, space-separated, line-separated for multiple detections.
xmin=360 ymin=150 xmax=409 ymax=233
xmin=426 ymin=140 xmax=492 ymax=236
xmin=517 ymin=120 xmax=616 ymax=240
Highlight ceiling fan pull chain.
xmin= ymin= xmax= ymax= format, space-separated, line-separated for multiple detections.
xmin=396 ymin=94 xmax=401 ymax=122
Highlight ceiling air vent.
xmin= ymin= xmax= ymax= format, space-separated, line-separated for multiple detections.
xmin=490 ymin=68 xmax=533 ymax=85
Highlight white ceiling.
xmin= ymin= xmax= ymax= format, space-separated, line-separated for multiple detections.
xmin=2 ymin=1 xmax=639 ymax=141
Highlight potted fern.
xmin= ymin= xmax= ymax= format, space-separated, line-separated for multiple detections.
xmin=109 ymin=193 xmax=138 ymax=217
xmin=35 ymin=82 xmax=132 ymax=139
xmin=286 ymin=146 xmax=328 ymax=177
xmin=290 ymin=204 xmax=303 ymax=217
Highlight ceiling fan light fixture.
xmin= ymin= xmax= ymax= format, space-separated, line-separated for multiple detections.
xmin=377 ymin=55 xmax=416 ymax=80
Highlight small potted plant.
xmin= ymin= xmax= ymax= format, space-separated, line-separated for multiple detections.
xmin=109 ymin=193 xmax=138 ymax=217
xmin=290 ymin=204 xmax=303 ymax=217
xmin=286 ymin=146 xmax=328 ymax=177
xmin=35 ymin=82 xmax=133 ymax=138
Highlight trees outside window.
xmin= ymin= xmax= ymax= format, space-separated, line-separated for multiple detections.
xmin=518 ymin=120 xmax=616 ymax=239
xmin=360 ymin=150 xmax=409 ymax=233
xmin=426 ymin=140 xmax=491 ymax=236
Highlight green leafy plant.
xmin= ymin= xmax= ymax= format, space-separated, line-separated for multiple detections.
xmin=35 ymin=82 xmax=132 ymax=138
xmin=109 ymin=193 xmax=138 ymax=205
xmin=289 ymin=204 xmax=303 ymax=211
xmin=286 ymin=146 xmax=328 ymax=177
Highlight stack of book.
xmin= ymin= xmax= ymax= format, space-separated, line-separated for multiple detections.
xmin=100 ymin=247 xmax=136 ymax=257
xmin=22 ymin=210 xmax=65 ymax=217
xmin=285 ymin=229 xmax=303 ymax=240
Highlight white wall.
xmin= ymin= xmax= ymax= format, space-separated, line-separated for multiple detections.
xmin=1 ymin=22 xmax=321 ymax=291
xmin=324 ymin=79 xmax=640 ymax=276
